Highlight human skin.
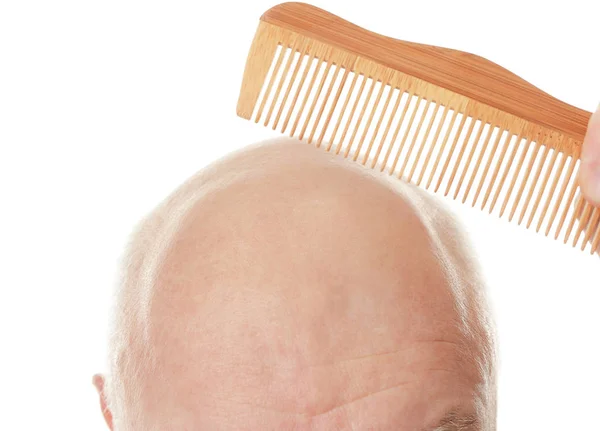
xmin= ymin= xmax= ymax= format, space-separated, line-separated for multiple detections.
xmin=581 ymin=105 xmax=600 ymax=206
xmin=93 ymin=138 xmax=497 ymax=430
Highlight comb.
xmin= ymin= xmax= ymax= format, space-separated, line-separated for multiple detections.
xmin=236 ymin=2 xmax=598 ymax=254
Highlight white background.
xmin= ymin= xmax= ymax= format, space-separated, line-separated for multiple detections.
xmin=0 ymin=1 xmax=598 ymax=430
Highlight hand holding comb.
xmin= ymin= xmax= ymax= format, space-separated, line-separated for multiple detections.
xmin=236 ymin=2 xmax=598 ymax=254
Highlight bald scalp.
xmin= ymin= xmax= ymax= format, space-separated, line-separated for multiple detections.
xmin=104 ymin=139 xmax=496 ymax=430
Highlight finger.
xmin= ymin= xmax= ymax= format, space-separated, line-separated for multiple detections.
xmin=580 ymin=104 xmax=600 ymax=206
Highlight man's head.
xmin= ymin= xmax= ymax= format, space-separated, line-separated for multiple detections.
xmin=94 ymin=139 xmax=497 ymax=430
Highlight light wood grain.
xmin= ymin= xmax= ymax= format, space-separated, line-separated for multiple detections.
xmin=236 ymin=2 xmax=599 ymax=254
xmin=261 ymin=2 xmax=591 ymax=143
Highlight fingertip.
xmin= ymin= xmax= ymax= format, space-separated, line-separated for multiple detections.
xmin=580 ymin=104 xmax=600 ymax=205
xmin=580 ymin=163 xmax=600 ymax=207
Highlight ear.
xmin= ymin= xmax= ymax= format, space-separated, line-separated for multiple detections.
xmin=93 ymin=374 xmax=114 ymax=430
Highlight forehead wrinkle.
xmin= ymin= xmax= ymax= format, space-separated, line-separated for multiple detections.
xmin=107 ymin=139 xmax=496 ymax=429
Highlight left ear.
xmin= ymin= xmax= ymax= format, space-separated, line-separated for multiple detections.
xmin=92 ymin=374 xmax=114 ymax=430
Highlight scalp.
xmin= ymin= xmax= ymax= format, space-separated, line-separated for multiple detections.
xmin=106 ymin=138 xmax=496 ymax=430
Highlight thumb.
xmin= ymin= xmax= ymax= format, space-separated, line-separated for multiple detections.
xmin=580 ymin=104 xmax=600 ymax=206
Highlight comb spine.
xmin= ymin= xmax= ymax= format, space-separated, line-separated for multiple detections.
xmin=261 ymin=3 xmax=591 ymax=143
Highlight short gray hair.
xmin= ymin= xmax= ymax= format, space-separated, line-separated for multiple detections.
xmin=432 ymin=410 xmax=479 ymax=431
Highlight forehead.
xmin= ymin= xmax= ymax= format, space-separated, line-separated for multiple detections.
xmin=113 ymin=141 xmax=492 ymax=429
xmin=137 ymin=337 xmax=479 ymax=430
xmin=133 ymin=278 xmax=482 ymax=429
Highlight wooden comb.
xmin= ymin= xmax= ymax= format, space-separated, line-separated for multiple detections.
xmin=236 ymin=2 xmax=598 ymax=254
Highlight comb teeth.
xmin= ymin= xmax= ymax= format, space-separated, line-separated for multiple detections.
xmin=239 ymin=22 xmax=598 ymax=255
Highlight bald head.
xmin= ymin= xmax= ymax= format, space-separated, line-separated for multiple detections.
xmin=95 ymin=139 xmax=496 ymax=430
